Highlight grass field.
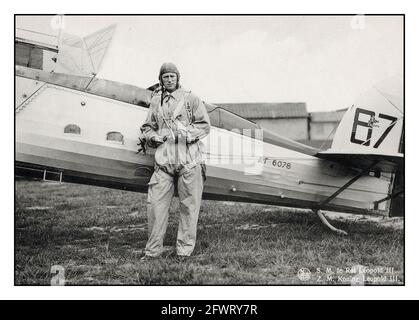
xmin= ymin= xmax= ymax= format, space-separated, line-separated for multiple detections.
xmin=15 ymin=178 xmax=404 ymax=285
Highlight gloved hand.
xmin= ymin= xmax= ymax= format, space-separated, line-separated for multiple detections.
xmin=137 ymin=131 xmax=147 ymax=153
xmin=174 ymin=129 xmax=195 ymax=144
xmin=185 ymin=131 xmax=196 ymax=144
xmin=148 ymin=135 xmax=164 ymax=148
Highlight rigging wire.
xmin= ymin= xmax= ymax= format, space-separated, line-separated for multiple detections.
xmin=16 ymin=27 xmax=57 ymax=38
xmin=373 ymin=86 xmax=404 ymax=115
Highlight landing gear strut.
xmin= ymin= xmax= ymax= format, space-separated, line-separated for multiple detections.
xmin=313 ymin=165 xmax=375 ymax=235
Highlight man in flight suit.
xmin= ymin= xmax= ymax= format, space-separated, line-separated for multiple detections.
xmin=140 ymin=62 xmax=211 ymax=259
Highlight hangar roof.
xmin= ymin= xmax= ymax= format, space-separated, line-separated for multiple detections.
xmin=309 ymin=110 xmax=346 ymax=123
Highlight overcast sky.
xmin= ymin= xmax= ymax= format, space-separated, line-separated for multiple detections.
xmin=16 ymin=15 xmax=403 ymax=111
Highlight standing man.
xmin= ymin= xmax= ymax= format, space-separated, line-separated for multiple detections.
xmin=140 ymin=62 xmax=210 ymax=259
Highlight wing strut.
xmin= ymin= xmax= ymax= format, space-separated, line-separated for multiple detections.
xmin=373 ymin=190 xmax=404 ymax=210
xmin=312 ymin=163 xmax=377 ymax=235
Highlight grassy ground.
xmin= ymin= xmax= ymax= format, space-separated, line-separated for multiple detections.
xmin=15 ymin=178 xmax=404 ymax=285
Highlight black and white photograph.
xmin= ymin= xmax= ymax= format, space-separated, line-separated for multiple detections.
xmin=14 ymin=14 xmax=405 ymax=289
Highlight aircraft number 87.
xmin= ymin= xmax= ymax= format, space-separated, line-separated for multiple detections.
xmin=350 ymin=108 xmax=398 ymax=149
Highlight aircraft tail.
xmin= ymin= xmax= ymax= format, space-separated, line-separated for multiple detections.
xmin=328 ymin=77 xmax=404 ymax=156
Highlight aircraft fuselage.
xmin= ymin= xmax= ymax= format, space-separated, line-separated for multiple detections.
xmin=15 ymin=74 xmax=394 ymax=216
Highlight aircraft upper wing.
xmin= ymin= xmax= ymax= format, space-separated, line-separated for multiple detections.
xmin=55 ymin=24 xmax=116 ymax=77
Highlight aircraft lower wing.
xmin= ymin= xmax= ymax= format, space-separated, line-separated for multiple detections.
xmin=316 ymin=151 xmax=404 ymax=173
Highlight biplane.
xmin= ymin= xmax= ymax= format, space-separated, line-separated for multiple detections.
xmin=15 ymin=24 xmax=404 ymax=235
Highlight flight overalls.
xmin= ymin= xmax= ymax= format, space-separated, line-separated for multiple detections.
xmin=140 ymin=86 xmax=211 ymax=257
